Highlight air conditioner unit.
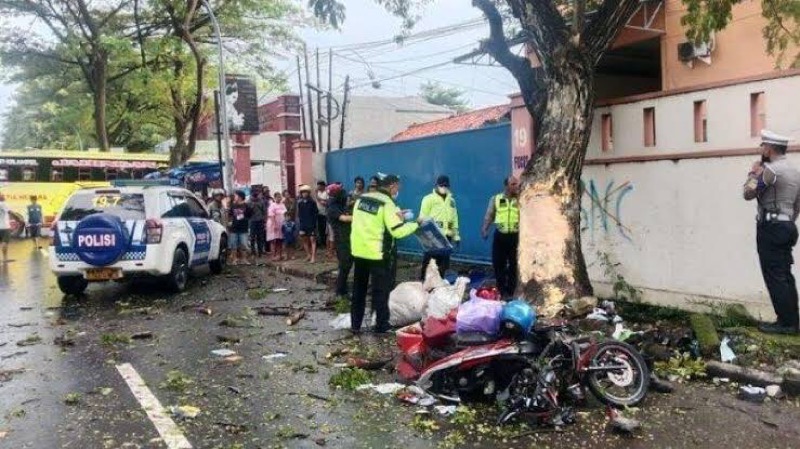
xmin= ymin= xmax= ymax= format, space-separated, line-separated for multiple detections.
xmin=677 ymin=35 xmax=715 ymax=65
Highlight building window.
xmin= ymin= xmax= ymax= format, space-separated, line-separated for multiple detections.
xmin=22 ymin=168 xmax=35 ymax=181
xmin=601 ymin=113 xmax=613 ymax=152
xmin=78 ymin=168 xmax=92 ymax=181
xmin=694 ymin=100 xmax=707 ymax=143
xmin=643 ymin=107 xmax=656 ymax=147
xmin=750 ymin=92 xmax=766 ymax=137
xmin=51 ymin=169 xmax=63 ymax=182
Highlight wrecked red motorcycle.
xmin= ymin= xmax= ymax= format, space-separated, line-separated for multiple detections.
xmin=396 ymin=300 xmax=650 ymax=424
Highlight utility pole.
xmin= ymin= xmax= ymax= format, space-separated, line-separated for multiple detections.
xmin=315 ymin=48 xmax=323 ymax=153
xmin=296 ymin=55 xmax=307 ymax=140
xmin=339 ymin=75 xmax=350 ymax=149
xmin=303 ymin=46 xmax=316 ymax=152
xmin=327 ymin=49 xmax=333 ymax=153
xmin=213 ymin=90 xmax=224 ymax=184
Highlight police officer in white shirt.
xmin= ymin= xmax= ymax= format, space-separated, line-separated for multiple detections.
xmin=744 ymin=130 xmax=800 ymax=334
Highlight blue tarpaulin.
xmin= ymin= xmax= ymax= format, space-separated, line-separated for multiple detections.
xmin=326 ymin=123 xmax=511 ymax=263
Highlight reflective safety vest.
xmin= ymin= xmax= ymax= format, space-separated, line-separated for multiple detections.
xmin=419 ymin=190 xmax=459 ymax=241
xmin=351 ymin=191 xmax=419 ymax=261
xmin=494 ymin=193 xmax=520 ymax=233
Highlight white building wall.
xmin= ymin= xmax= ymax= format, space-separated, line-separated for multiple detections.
xmin=249 ymin=132 xmax=283 ymax=191
xmin=581 ymin=75 xmax=800 ymax=319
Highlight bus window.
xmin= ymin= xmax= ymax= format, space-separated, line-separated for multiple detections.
xmin=78 ymin=168 xmax=92 ymax=181
xmin=0 ymin=169 xmax=7 ymax=182
xmin=105 ymin=168 xmax=118 ymax=181
xmin=22 ymin=168 xmax=35 ymax=181
xmin=51 ymin=169 xmax=63 ymax=182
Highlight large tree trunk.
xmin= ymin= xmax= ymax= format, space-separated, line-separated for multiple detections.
xmin=518 ymin=49 xmax=595 ymax=317
xmin=91 ymin=53 xmax=110 ymax=151
xmin=170 ymin=117 xmax=191 ymax=167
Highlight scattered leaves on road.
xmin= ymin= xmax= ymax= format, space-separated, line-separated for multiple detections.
xmin=160 ymin=370 xmax=194 ymax=392
xmin=328 ymin=367 xmax=372 ymax=391
xmin=64 ymin=393 xmax=82 ymax=405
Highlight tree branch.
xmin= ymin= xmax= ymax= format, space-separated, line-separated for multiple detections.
xmin=584 ymin=0 xmax=640 ymax=64
xmin=507 ymin=0 xmax=569 ymax=68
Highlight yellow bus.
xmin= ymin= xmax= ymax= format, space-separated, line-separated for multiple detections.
xmin=0 ymin=150 xmax=176 ymax=237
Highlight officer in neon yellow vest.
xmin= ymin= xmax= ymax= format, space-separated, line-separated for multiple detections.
xmin=481 ymin=176 xmax=520 ymax=297
xmin=350 ymin=173 xmax=419 ymax=334
xmin=419 ymin=175 xmax=459 ymax=279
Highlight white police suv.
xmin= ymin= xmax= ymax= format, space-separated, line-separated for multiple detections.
xmin=50 ymin=186 xmax=228 ymax=295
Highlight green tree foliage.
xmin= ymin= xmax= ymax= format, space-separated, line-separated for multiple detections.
xmin=419 ymin=81 xmax=469 ymax=113
xmin=1 ymin=0 xmax=302 ymax=164
xmin=682 ymin=0 xmax=800 ymax=67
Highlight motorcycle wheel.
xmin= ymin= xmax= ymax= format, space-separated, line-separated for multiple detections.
xmin=585 ymin=341 xmax=650 ymax=408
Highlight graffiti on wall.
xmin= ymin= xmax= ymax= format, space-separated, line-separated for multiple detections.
xmin=581 ymin=179 xmax=634 ymax=242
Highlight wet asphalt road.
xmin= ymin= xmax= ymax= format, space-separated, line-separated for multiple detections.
xmin=2 ymin=241 xmax=800 ymax=449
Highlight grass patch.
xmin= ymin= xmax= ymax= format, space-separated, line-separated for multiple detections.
xmin=64 ymin=392 xmax=82 ymax=405
xmin=410 ymin=415 xmax=440 ymax=434
xmin=160 ymin=370 xmax=194 ymax=392
xmin=690 ymin=313 xmax=720 ymax=357
xmin=450 ymin=406 xmax=478 ymax=426
xmin=328 ymin=367 xmax=371 ymax=391
xmin=100 ymin=333 xmax=131 ymax=346
xmin=333 ymin=296 xmax=350 ymax=314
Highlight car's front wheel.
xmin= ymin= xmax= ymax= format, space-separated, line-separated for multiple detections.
xmin=164 ymin=247 xmax=189 ymax=293
xmin=57 ymin=275 xmax=88 ymax=296
xmin=209 ymin=236 xmax=228 ymax=275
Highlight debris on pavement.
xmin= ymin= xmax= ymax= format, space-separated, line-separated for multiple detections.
xmin=214 ymin=421 xmax=248 ymax=434
xmin=0 ymin=368 xmax=26 ymax=383
xmin=63 ymin=393 xmax=82 ymax=405
xmin=355 ymin=383 xmax=406 ymax=395
xmin=263 ymin=352 xmax=288 ymax=361
xmin=286 ymin=309 xmax=306 ymax=326
xmin=649 ymin=374 xmax=676 ymax=393
xmin=54 ymin=334 xmax=76 ymax=347
xmin=253 ymin=306 xmax=291 ymax=316
xmin=434 ymin=405 xmax=457 ymax=416
xmin=221 ymin=355 xmax=243 ymax=365
xmin=270 ymin=288 xmax=290 ymax=293
xmin=346 ymin=357 xmax=391 ymax=371
xmin=9 ymin=322 xmax=34 ymax=328
xmin=396 ymin=385 xmax=436 ymax=407
xmin=314 ymin=437 xmax=327 ymax=446
xmin=195 ymin=306 xmax=213 ymax=315
xmin=329 ymin=367 xmax=372 ymax=390
xmin=211 ymin=349 xmax=237 ymax=357
xmin=329 ymin=314 xmax=351 ymax=330
xmin=612 ymin=323 xmax=635 ymax=342
xmin=766 ymin=385 xmax=782 ymax=398
xmin=131 ymin=332 xmax=154 ymax=340
xmin=738 ymin=385 xmax=767 ymax=403
xmin=16 ymin=334 xmax=42 ymax=347
xmin=307 ymin=392 xmax=331 ymax=402
xmin=226 ymin=386 xmax=241 ymax=395
xmin=170 ymin=405 xmax=201 ymax=419
xmin=720 ymin=336 xmax=737 ymax=363
xmin=564 ymin=296 xmax=598 ymax=318
xmin=1 ymin=351 xmax=27 ymax=360
xmin=216 ymin=335 xmax=241 ymax=344
xmin=608 ymin=408 xmax=641 ymax=435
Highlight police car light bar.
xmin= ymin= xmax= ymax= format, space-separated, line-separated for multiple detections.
xmin=111 ymin=179 xmax=174 ymax=187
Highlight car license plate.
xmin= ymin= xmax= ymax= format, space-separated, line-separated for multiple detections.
xmin=84 ymin=268 xmax=122 ymax=281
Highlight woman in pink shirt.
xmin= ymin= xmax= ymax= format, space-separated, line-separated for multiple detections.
xmin=267 ymin=192 xmax=287 ymax=261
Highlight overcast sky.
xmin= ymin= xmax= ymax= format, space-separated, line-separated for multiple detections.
xmin=0 ymin=0 xmax=519 ymax=138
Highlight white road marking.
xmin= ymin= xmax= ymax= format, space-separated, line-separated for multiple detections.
xmin=116 ymin=363 xmax=193 ymax=449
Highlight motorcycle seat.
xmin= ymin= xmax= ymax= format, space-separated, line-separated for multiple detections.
xmin=455 ymin=332 xmax=498 ymax=347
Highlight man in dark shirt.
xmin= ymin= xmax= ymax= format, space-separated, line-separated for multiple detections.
xmin=296 ymin=184 xmax=318 ymax=263
xmin=327 ymin=183 xmax=353 ymax=298
xmin=27 ymin=195 xmax=43 ymax=248
xmin=229 ymin=190 xmax=252 ymax=265
xmin=248 ymin=188 xmax=267 ymax=257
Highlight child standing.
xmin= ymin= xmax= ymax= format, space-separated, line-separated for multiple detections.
xmin=267 ymin=192 xmax=287 ymax=261
xmin=282 ymin=212 xmax=297 ymax=260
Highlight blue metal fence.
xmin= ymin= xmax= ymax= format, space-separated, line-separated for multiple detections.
xmin=326 ymin=123 xmax=511 ymax=263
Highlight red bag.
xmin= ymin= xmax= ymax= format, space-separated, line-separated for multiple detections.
xmin=422 ymin=312 xmax=457 ymax=348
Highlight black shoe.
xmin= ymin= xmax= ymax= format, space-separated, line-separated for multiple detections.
xmin=758 ymin=322 xmax=800 ymax=335
xmin=371 ymin=327 xmax=392 ymax=335
xmin=349 ymin=328 xmax=362 ymax=336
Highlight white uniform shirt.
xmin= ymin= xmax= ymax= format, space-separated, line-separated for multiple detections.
xmin=0 ymin=201 xmax=10 ymax=230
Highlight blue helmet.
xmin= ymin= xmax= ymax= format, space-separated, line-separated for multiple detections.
xmin=500 ymin=299 xmax=537 ymax=338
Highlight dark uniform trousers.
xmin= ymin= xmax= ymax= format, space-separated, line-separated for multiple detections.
xmin=335 ymin=238 xmax=353 ymax=297
xmin=757 ymin=221 xmax=800 ymax=328
xmin=351 ymin=255 xmax=397 ymax=332
xmin=249 ymin=220 xmax=267 ymax=256
xmin=316 ymin=214 xmax=328 ymax=246
xmin=493 ymin=230 xmax=519 ymax=297
xmin=420 ymin=237 xmax=453 ymax=280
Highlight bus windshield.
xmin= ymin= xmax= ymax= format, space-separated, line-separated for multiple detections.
xmin=59 ymin=192 xmax=146 ymax=221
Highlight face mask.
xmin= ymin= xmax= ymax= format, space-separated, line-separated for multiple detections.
xmin=436 ymin=186 xmax=448 ymax=194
